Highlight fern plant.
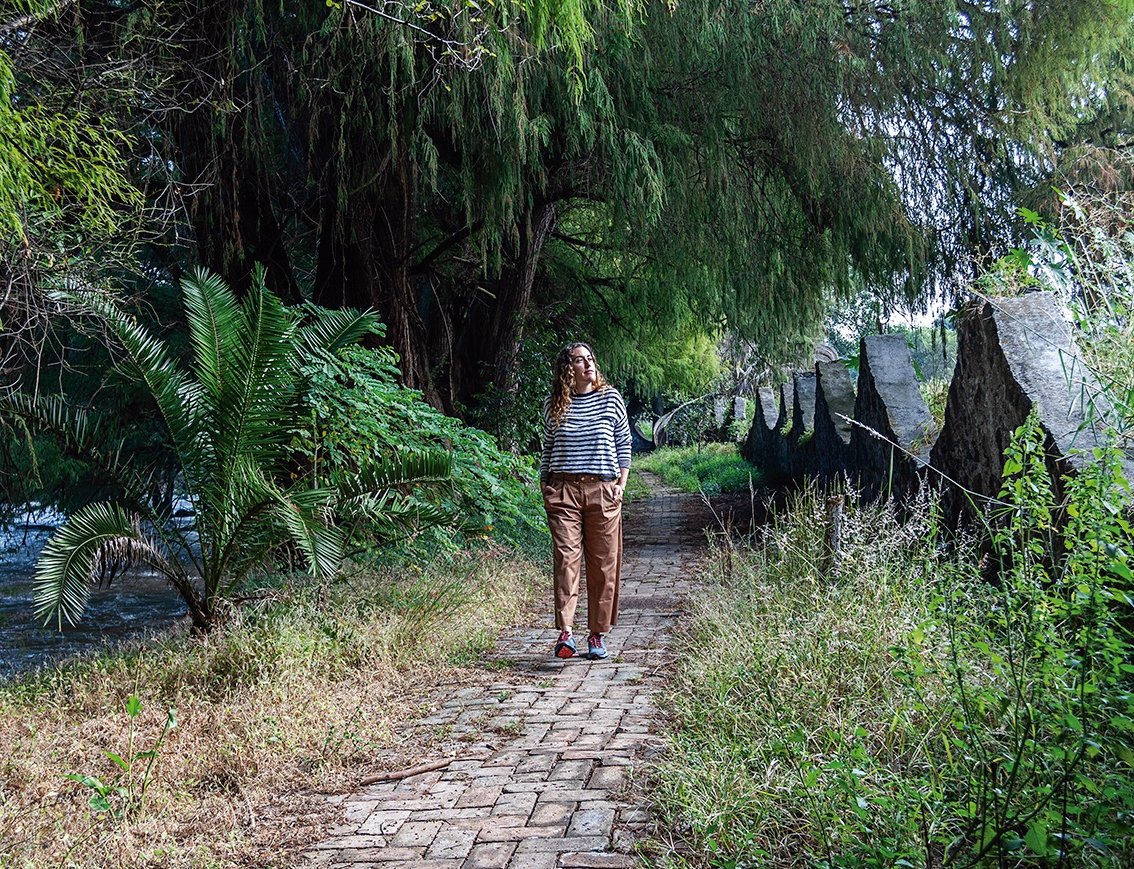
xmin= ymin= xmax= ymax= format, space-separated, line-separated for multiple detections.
xmin=10 ymin=268 xmax=452 ymax=631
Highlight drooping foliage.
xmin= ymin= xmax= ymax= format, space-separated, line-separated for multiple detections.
xmin=4 ymin=0 xmax=1133 ymax=420
xmin=0 ymin=0 xmax=143 ymax=397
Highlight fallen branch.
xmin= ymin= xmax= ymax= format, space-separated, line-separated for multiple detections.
xmin=359 ymin=758 xmax=453 ymax=785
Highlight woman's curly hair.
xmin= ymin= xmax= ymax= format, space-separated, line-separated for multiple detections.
xmin=547 ymin=342 xmax=609 ymax=429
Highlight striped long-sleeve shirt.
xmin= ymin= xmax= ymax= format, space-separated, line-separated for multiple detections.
xmin=540 ymin=387 xmax=632 ymax=481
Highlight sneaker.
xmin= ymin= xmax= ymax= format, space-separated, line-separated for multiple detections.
xmin=587 ymin=633 xmax=608 ymax=660
xmin=554 ymin=630 xmax=576 ymax=659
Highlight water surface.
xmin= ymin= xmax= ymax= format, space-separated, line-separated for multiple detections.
xmin=0 ymin=513 xmax=188 ymax=677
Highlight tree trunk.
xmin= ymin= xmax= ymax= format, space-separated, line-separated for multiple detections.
xmin=172 ymin=5 xmax=300 ymax=302
xmin=312 ymin=135 xmax=441 ymax=406
xmin=447 ymin=201 xmax=556 ymax=415
xmin=491 ymin=202 xmax=557 ymax=396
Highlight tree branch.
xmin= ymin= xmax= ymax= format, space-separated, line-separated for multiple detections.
xmin=0 ymin=0 xmax=74 ymax=34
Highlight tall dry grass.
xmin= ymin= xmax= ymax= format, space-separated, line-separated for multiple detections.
xmin=650 ymin=462 xmax=1134 ymax=867
xmin=0 ymin=546 xmax=539 ymax=867
xmin=649 ymin=492 xmax=965 ymax=865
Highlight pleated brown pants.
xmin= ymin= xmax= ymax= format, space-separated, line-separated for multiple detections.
xmin=542 ymin=474 xmax=623 ymax=634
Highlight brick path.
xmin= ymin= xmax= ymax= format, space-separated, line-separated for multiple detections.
xmin=304 ymin=476 xmax=723 ymax=868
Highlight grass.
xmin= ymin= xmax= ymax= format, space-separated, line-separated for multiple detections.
xmin=919 ymin=376 xmax=949 ymax=429
xmin=648 ymin=493 xmax=949 ymax=866
xmin=0 ymin=546 xmax=541 ymax=867
xmin=648 ymin=480 xmax=1134 ymax=867
xmin=624 ymin=471 xmax=652 ymax=503
xmin=634 ymin=443 xmax=761 ymax=495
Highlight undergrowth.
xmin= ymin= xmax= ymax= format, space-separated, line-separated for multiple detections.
xmin=0 ymin=547 xmax=538 ymax=867
xmin=651 ymin=413 xmax=1133 ymax=867
xmin=635 ymin=444 xmax=761 ymax=495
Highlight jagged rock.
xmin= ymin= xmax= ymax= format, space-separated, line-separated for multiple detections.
xmin=779 ymin=381 xmax=794 ymax=431
xmin=743 ymin=387 xmax=780 ymax=469
xmin=790 ymin=371 xmax=819 ymax=479
xmin=931 ymin=292 xmax=1134 ymax=524
xmin=852 ymin=334 xmax=936 ymax=504
xmin=733 ymin=396 xmax=747 ymax=422
xmin=712 ymin=396 xmax=727 ymax=429
xmin=790 ymin=372 xmax=816 ymax=436
xmin=813 ymin=360 xmax=856 ymax=486
xmin=759 ymin=383 xmax=796 ymax=484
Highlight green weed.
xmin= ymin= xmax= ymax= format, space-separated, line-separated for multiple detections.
xmin=635 ymin=444 xmax=761 ymax=495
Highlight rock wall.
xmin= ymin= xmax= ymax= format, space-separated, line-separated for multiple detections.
xmin=742 ymin=387 xmax=780 ymax=471
xmin=931 ymin=293 xmax=1134 ymax=523
xmin=743 ymin=291 xmax=1133 ymax=518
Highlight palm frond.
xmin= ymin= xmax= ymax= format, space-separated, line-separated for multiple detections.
xmin=52 ymin=288 xmax=207 ymax=479
xmin=1 ymin=391 xmax=161 ymax=514
xmin=180 ymin=267 xmax=243 ymax=408
xmin=298 ymin=304 xmax=384 ymax=357
xmin=342 ymin=491 xmax=458 ymax=539
xmin=337 ymin=450 xmax=454 ymax=502
xmin=1 ymin=391 xmax=101 ymax=454
xmin=267 ymin=489 xmax=344 ymax=577
xmin=34 ymin=503 xmax=174 ymax=630
xmin=216 ymin=272 xmax=298 ymax=469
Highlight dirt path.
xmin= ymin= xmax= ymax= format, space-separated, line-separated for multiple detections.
xmin=303 ymin=476 xmax=733 ymax=868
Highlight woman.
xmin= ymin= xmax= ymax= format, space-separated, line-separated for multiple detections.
xmin=539 ymin=342 xmax=631 ymax=660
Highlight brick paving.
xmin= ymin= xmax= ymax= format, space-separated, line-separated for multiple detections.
xmin=304 ymin=475 xmax=724 ymax=869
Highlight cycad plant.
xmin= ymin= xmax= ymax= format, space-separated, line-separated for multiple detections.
xmin=15 ymin=268 xmax=452 ymax=631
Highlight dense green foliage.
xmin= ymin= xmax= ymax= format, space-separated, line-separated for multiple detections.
xmin=652 ymin=416 xmax=1134 ymax=866
xmin=5 ymin=0 xmax=1132 ymax=423
xmin=297 ymin=344 xmax=547 ymax=556
xmin=8 ymin=270 xmax=453 ymax=630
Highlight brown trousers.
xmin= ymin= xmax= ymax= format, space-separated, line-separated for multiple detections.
xmin=542 ymin=475 xmax=623 ymax=634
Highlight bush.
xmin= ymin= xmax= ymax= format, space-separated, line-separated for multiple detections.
xmin=651 ymin=414 xmax=1134 ymax=867
xmin=297 ymin=344 xmax=547 ymax=557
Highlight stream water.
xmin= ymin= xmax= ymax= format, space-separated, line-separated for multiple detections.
xmin=0 ymin=511 xmax=188 ymax=678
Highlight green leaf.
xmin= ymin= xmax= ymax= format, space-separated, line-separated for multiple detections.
xmin=34 ymin=503 xmax=171 ymax=629
xmin=125 ymin=694 xmax=142 ymax=717
xmin=103 ymin=751 xmax=129 ymax=772
xmin=1024 ymin=821 xmax=1048 ymax=855
xmin=1110 ymin=560 xmax=1133 ymax=582
xmin=65 ymin=773 xmax=107 ymax=793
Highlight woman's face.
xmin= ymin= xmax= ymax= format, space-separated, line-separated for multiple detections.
xmin=568 ymin=345 xmax=596 ymax=388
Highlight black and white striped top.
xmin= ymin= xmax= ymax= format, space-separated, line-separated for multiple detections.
xmin=540 ymin=387 xmax=632 ymax=481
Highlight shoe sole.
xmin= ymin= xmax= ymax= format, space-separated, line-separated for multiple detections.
xmin=555 ymin=644 xmax=575 ymax=659
xmin=588 ymin=649 xmax=608 ymax=660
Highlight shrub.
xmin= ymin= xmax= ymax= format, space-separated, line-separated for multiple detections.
xmin=651 ymin=414 xmax=1134 ymax=866
xmin=9 ymin=270 xmax=450 ymax=632
xmin=297 ymin=344 xmax=547 ymax=558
